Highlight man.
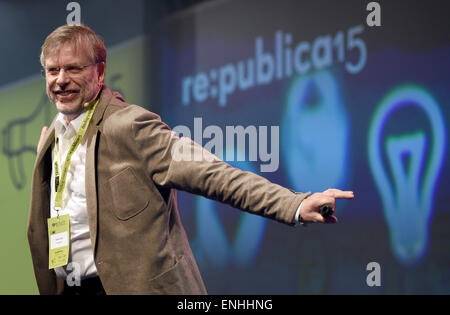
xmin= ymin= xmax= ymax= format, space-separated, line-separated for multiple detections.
xmin=28 ymin=24 xmax=354 ymax=295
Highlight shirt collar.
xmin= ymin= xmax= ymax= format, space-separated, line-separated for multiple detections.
xmin=55 ymin=109 xmax=87 ymax=138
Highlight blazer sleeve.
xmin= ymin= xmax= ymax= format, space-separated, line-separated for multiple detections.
xmin=116 ymin=105 xmax=310 ymax=226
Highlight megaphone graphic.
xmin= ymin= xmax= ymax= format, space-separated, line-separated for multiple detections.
xmin=2 ymin=92 xmax=52 ymax=190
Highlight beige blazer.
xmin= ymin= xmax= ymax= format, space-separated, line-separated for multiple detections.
xmin=27 ymin=85 xmax=308 ymax=294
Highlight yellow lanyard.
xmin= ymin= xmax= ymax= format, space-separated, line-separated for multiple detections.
xmin=53 ymin=99 xmax=99 ymax=212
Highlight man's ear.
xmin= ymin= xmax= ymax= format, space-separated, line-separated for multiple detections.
xmin=97 ymin=61 xmax=106 ymax=83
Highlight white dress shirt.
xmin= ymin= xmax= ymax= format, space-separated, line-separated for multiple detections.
xmin=50 ymin=111 xmax=98 ymax=280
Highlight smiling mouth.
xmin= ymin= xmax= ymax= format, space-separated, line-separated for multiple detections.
xmin=54 ymin=90 xmax=79 ymax=96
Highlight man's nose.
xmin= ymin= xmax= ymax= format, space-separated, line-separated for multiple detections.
xmin=56 ymin=69 xmax=71 ymax=86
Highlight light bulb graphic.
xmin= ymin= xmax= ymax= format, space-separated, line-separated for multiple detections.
xmin=192 ymin=150 xmax=266 ymax=268
xmin=368 ymin=85 xmax=446 ymax=266
xmin=281 ymin=70 xmax=349 ymax=193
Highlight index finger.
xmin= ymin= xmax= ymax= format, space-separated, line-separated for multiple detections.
xmin=324 ymin=189 xmax=354 ymax=199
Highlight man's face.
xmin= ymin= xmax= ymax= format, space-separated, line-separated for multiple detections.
xmin=44 ymin=43 xmax=105 ymax=119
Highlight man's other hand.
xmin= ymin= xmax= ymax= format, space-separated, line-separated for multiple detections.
xmin=37 ymin=126 xmax=49 ymax=153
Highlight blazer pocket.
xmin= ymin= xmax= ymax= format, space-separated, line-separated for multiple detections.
xmin=148 ymin=255 xmax=186 ymax=293
xmin=109 ymin=167 xmax=150 ymax=220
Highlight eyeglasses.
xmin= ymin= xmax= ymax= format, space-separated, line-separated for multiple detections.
xmin=41 ymin=62 xmax=98 ymax=78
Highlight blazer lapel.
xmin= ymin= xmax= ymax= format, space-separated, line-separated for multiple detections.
xmin=84 ymin=85 xmax=113 ymax=254
xmin=85 ymin=125 xmax=99 ymax=253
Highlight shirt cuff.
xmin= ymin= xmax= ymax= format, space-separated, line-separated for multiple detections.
xmin=293 ymin=201 xmax=305 ymax=226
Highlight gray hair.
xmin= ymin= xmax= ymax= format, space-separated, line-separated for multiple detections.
xmin=40 ymin=24 xmax=106 ymax=67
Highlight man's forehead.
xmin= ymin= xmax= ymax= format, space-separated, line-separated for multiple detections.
xmin=45 ymin=42 xmax=90 ymax=66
